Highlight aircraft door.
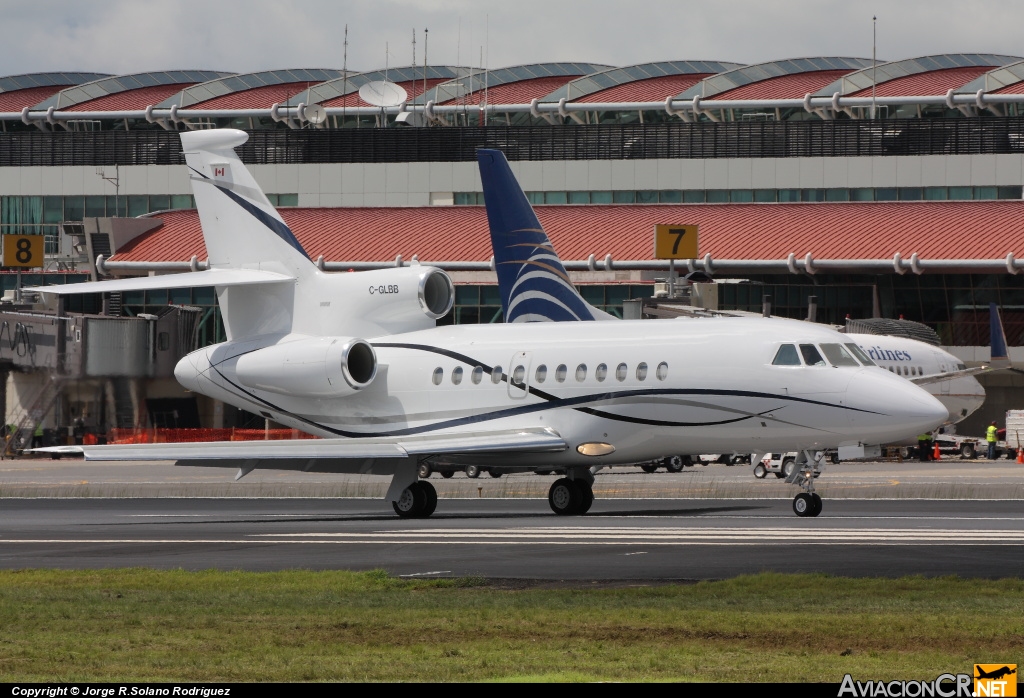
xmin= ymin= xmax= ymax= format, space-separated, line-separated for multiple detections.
xmin=507 ymin=351 xmax=532 ymax=399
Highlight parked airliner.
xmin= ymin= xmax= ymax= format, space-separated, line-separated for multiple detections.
xmin=31 ymin=132 xmax=947 ymax=518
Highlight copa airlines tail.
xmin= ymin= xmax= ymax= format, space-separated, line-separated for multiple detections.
xmin=989 ymin=302 xmax=1010 ymax=368
xmin=477 ymin=149 xmax=614 ymax=322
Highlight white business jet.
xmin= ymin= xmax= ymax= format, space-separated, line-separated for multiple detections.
xmin=30 ymin=132 xmax=947 ymax=519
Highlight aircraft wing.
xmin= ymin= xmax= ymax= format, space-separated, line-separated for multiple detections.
xmin=909 ymin=366 xmax=992 ymax=386
xmin=36 ymin=427 xmax=568 ymax=463
xmin=25 ymin=269 xmax=294 ymax=295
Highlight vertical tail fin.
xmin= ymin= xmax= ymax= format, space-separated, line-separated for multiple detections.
xmin=476 ymin=148 xmax=613 ymax=322
xmin=180 ymin=129 xmax=314 ymax=279
xmin=990 ymin=302 xmax=1011 ymax=368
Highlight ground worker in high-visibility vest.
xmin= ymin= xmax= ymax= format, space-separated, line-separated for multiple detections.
xmin=987 ymin=421 xmax=999 ymax=459
xmin=917 ymin=432 xmax=932 ymax=461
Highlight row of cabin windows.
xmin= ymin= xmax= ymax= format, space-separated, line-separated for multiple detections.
xmin=884 ymin=364 xmax=922 ymax=376
xmin=772 ymin=342 xmax=876 ymax=368
xmin=431 ymin=362 xmax=670 ymax=386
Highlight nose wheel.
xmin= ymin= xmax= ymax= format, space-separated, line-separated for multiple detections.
xmin=787 ymin=450 xmax=826 ymax=518
xmin=792 ymin=492 xmax=822 ymax=517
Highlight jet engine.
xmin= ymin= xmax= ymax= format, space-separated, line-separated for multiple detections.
xmin=235 ymin=336 xmax=377 ymax=397
xmin=319 ymin=265 xmax=455 ymax=337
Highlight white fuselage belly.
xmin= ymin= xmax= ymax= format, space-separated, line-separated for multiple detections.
xmin=176 ymin=317 xmax=947 ymax=466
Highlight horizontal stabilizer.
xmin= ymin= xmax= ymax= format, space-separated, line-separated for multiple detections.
xmin=26 ymin=269 xmax=294 ymax=295
xmin=910 ymin=365 xmax=991 ymax=386
xmin=33 ymin=427 xmax=567 ymax=463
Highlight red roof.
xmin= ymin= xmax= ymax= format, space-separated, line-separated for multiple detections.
xmin=577 ymin=74 xmax=710 ymax=103
xmin=849 ymin=66 xmax=992 ymax=97
xmin=716 ymin=70 xmax=852 ymax=100
xmin=66 ymin=84 xmax=196 ymax=112
xmin=0 ymin=85 xmax=71 ymax=111
xmin=190 ymin=82 xmax=322 ymax=109
xmin=112 ymin=201 xmax=1024 ymax=264
xmin=441 ymin=76 xmax=578 ymax=106
xmin=993 ymin=80 xmax=1024 ymax=94
xmin=321 ymin=78 xmax=447 ymax=108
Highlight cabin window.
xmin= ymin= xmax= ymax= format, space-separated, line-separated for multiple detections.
xmin=491 ymin=365 xmax=503 ymax=384
xmin=636 ymin=362 xmax=648 ymax=381
xmin=957 ymin=363 xmax=966 ymax=370
xmin=656 ymin=362 xmax=668 ymax=380
xmin=576 ymin=364 xmax=587 ymax=381
xmin=772 ymin=344 xmax=801 ymax=366
xmin=432 ymin=368 xmax=443 ymax=385
xmin=616 ymin=363 xmax=627 ymax=381
xmin=845 ymin=343 xmax=875 ymax=366
xmin=512 ymin=365 xmax=526 ymax=386
xmin=819 ymin=343 xmax=859 ymax=367
xmin=451 ymin=366 xmax=463 ymax=385
xmin=556 ymin=364 xmax=568 ymax=382
xmin=799 ymin=344 xmax=826 ymax=366
xmin=535 ymin=364 xmax=547 ymax=383
xmin=595 ymin=363 xmax=608 ymax=382
xmin=471 ymin=366 xmax=483 ymax=384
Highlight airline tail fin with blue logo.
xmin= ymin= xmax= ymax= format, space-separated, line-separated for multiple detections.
xmin=476 ymin=149 xmax=614 ymax=322
xmin=989 ymin=302 xmax=1011 ymax=368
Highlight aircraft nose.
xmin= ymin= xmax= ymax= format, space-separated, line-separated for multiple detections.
xmin=847 ymin=370 xmax=949 ymax=435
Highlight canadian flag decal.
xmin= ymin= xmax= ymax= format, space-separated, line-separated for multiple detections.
xmin=213 ymin=166 xmax=226 ymax=177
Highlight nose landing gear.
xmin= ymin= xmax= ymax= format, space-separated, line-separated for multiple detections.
xmin=788 ymin=450 xmax=825 ymax=518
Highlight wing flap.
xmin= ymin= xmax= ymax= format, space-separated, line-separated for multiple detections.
xmin=34 ymin=427 xmax=567 ymax=463
xmin=26 ymin=269 xmax=294 ymax=296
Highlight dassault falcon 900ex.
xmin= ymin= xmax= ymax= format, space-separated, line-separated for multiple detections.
xmin=32 ymin=130 xmax=947 ymax=518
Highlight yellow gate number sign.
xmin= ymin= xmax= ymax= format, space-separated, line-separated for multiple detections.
xmin=654 ymin=224 xmax=698 ymax=260
xmin=2 ymin=235 xmax=43 ymax=268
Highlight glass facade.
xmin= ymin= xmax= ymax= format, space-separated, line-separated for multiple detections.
xmin=453 ymin=186 xmax=1022 ymax=206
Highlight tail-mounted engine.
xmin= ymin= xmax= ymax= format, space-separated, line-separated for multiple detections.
xmin=235 ymin=336 xmax=377 ymax=397
xmin=319 ymin=265 xmax=454 ymax=337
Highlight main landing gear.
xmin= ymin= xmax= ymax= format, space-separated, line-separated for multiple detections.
xmin=787 ymin=450 xmax=825 ymax=518
xmin=392 ymin=480 xmax=438 ymax=518
xmin=548 ymin=471 xmax=595 ymax=515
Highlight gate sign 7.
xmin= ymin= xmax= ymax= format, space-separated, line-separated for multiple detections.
xmin=2 ymin=235 xmax=44 ymax=268
xmin=653 ymin=224 xmax=699 ymax=260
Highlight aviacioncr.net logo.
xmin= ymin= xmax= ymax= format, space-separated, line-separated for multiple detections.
xmin=974 ymin=664 xmax=1017 ymax=697
xmin=838 ymin=673 xmax=973 ymax=697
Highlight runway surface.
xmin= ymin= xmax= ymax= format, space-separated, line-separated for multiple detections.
xmin=2 ymin=496 xmax=1022 ymax=579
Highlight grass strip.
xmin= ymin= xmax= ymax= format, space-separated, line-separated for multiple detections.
xmin=0 ymin=569 xmax=1021 ymax=682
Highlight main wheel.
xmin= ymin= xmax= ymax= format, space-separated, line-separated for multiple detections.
xmin=753 ymin=463 xmax=767 ymax=479
xmin=465 ymin=465 xmax=481 ymax=478
xmin=392 ymin=483 xmax=427 ymax=518
xmin=441 ymin=470 xmax=454 ymax=479
xmin=809 ymin=493 xmax=822 ymax=517
xmin=488 ymin=469 xmax=502 ymax=478
xmin=417 ymin=463 xmax=432 ymax=478
xmin=640 ymin=463 xmax=658 ymax=474
xmin=664 ymin=455 xmax=684 ymax=473
xmin=548 ymin=478 xmax=581 ymax=515
xmin=959 ymin=442 xmax=976 ymax=459
xmin=419 ymin=481 xmax=438 ymax=517
xmin=576 ymin=481 xmax=595 ymax=514
xmin=793 ymin=492 xmax=814 ymax=517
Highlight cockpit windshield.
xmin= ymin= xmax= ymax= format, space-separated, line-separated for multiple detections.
xmin=820 ymin=343 xmax=860 ymax=367
xmin=845 ymin=343 xmax=875 ymax=366
xmin=799 ymin=344 xmax=826 ymax=366
xmin=772 ymin=344 xmax=801 ymax=366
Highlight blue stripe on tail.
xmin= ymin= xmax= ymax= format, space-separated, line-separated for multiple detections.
xmin=477 ymin=149 xmax=594 ymax=322
xmin=990 ymin=302 xmax=1008 ymax=362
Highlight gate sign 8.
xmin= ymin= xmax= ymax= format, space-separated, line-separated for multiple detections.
xmin=653 ymin=224 xmax=699 ymax=260
xmin=2 ymin=235 xmax=44 ymax=268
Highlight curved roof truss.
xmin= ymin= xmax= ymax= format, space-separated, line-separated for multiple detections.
xmin=158 ymin=69 xmax=345 ymax=108
xmin=411 ymin=62 xmax=612 ymax=105
xmin=284 ymin=66 xmax=462 ymax=107
xmin=540 ymin=60 xmax=740 ymax=103
xmin=813 ymin=54 xmax=1022 ymax=96
xmin=679 ymin=57 xmax=872 ymax=99
xmin=36 ymin=71 xmax=229 ymax=110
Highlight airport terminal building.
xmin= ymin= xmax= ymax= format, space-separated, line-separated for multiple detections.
xmin=1 ymin=54 xmax=1024 ymax=440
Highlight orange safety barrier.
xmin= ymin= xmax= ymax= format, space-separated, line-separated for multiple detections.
xmin=107 ymin=427 xmax=320 ymax=445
